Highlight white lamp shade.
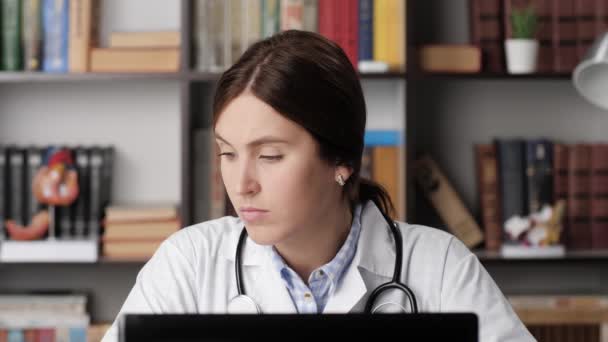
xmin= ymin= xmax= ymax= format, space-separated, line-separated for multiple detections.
xmin=573 ymin=32 xmax=608 ymax=110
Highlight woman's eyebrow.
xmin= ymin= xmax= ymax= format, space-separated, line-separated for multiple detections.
xmin=215 ymin=133 xmax=289 ymax=148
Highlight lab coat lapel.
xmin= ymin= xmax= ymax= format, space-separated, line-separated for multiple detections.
xmin=323 ymin=201 xmax=396 ymax=313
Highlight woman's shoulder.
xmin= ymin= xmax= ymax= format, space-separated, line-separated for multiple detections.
xmin=395 ymin=221 xmax=473 ymax=260
xmin=161 ymin=215 xmax=243 ymax=262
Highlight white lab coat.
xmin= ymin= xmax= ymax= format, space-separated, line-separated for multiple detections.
xmin=102 ymin=201 xmax=535 ymax=342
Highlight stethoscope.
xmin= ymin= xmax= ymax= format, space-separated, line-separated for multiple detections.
xmin=227 ymin=205 xmax=419 ymax=314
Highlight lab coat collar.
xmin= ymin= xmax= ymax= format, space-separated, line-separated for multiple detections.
xmin=223 ymin=200 xmax=398 ymax=313
xmin=223 ymin=200 xmax=396 ymax=275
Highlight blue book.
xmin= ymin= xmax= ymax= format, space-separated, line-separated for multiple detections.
xmin=69 ymin=327 xmax=87 ymax=342
xmin=7 ymin=329 xmax=24 ymax=342
xmin=358 ymin=0 xmax=373 ymax=61
xmin=364 ymin=130 xmax=402 ymax=146
xmin=42 ymin=0 xmax=69 ymax=73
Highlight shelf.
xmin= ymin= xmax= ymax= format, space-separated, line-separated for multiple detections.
xmin=187 ymin=71 xmax=407 ymax=82
xmin=419 ymin=72 xmax=573 ymax=80
xmin=475 ymin=249 xmax=608 ymax=261
xmin=0 ymin=72 xmax=183 ymax=82
xmin=0 ymin=257 xmax=148 ymax=265
xmin=359 ymin=71 xmax=407 ymax=79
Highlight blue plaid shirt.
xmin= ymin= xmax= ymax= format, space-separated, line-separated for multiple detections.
xmin=269 ymin=204 xmax=362 ymax=313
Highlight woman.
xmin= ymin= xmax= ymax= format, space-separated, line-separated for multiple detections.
xmin=102 ymin=30 xmax=534 ymax=341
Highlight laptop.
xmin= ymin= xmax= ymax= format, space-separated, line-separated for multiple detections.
xmin=119 ymin=313 xmax=478 ymax=341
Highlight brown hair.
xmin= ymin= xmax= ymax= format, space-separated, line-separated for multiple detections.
xmin=212 ymin=30 xmax=396 ymax=218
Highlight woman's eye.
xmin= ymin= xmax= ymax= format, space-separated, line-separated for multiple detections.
xmin=218 ymin=152 xmax=235 ymax=158
xmin=260 ymin=155 xmax=283 ymax=161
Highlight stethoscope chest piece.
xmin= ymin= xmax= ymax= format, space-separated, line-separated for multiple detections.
xmin=227 ymin=294 xmax=262 ymax=314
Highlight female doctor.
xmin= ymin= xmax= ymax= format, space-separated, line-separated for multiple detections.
xmin=102 ymin=30 xmax=535 ymax=342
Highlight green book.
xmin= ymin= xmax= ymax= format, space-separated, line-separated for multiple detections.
xmin=2 ymin=0 xmax=23 ymax=71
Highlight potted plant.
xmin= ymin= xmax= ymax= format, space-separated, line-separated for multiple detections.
xmin=505 ymin=5 xmax=539 ymax=74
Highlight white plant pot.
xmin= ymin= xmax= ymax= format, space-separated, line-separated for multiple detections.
xmin=505 ymin=39 xmax=539 ymax=74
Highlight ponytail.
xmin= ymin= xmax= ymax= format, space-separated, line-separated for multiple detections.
xmin=350 ymin=177 xmax=396 ymax=220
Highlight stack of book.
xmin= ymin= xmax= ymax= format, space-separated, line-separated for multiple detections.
xmin=91 ymin=30 xmax=180 ymax=73
xmin=193 ymin=0 xmax=406 ymax=73
xmin=0 ymin=292 xmax=89 ymax=342
xmin=102 ymin=204 xmax=180 ymax=260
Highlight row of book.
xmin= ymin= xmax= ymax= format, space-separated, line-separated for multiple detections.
xmin=0 ymin=293 xmax=89 ymax=342
xmin=476 ymin=139 xmax=608 ymax=251
xmin=1 ymin=0 xmax=180 ymax=73
xmin=102 ymin=204 xmax=180 ymax=260
xmin=193 ymin=129 xmax=406 ymax=223
xmin=0 ymin=145 xmax=114 ymax=262
xmin=194 ymin=0 xmax=406 ymax=73
xmin=471 ymin=0 xmax=608 ymax=73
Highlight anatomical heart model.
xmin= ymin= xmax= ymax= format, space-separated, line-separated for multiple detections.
xmin=5 ymin=147 xmax=79 ymax=240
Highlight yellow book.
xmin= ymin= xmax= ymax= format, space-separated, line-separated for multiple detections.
xmin=109 ymin=31 xmax=181 ymax=48
xmin=374 ymin=0 xmax=406 ymax=71
xmin=373 ymin=0 xmax=389 ymax=65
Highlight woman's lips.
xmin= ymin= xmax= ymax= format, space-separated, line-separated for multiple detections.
xmin=239 ymin=208 xmax=269 ymax=223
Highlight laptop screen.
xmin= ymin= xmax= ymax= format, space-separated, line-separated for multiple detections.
xmin=119 ymin=313 xmax=478 ymax=342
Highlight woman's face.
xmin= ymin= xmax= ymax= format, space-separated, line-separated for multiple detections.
xmin=214 ymin=93 xmax=343 ymax=246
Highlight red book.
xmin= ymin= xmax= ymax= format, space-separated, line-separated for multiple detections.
xmin=470 ymin=0 xmax=504 ymax=72
xmin=475 ymin=144 xmax=502 ymax=251
xmin=590 ymin=144 xmax=608 ymax=249
xmin=567 ymin=144 xmax=592 ymax=250
xmin=318 ymin=0 xmax=337 ymax=44
xmin=553 ymin=144 xmax=569 ymax=244
xmin=344 ymin=0 xmax=359 ymax=69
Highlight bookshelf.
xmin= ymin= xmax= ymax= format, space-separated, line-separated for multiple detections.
xmin=0 ymin=0 xmax=406 ymax=327
xmin=405 ymin=0 xmax=608 ymax=312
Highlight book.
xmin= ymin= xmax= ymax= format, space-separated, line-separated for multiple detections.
xmin=102 ymin=239 xmax=163 ymax=258
xmin=88 ymin=147 xmax=103 ymax=239
xmin=281 ymin=0 xmax=304 ymax=30
xmin=0 ymin=240 xmax=98 ymax=262
xmin=302 ymin=0 xmax=318 ymax=32
xmin=262 ymin=0 xmax=280 ymax=38
xmin=1 ymin=0 xmax=22 ymax=71
xmin=419 ymin=45 xmax=481 ymax=73
xmin=104 ymin=219 xmax=180 ymax=240
xmin=470 ymin=0 xmax=504 ymax=72
xmin=105 ymin=205 xmax=178 ymax=223
xmin=413 ymin=155 xmax=484 ymax=248
xmin=372 ymin=147 xmax=400 ymax=218
xmin=495 ymin=139 xmax=526 ymax=234
xmin=22 ymin=0 xmax=42 ymax=71
xmin=553 ymin=143 xmax=569 ymax=244
xmin=8 ymin=147 xmax=25 ymax=228
xmin=72 ymin=147 xmax=90 ymax=239
xmin=42 ymin=0 xmax=69 ymax=73
xmin=194 ymin=0 xmax=227 ymax=72
xmin=90 ymin=48 xmax=180 ymax=73
xmin=475 ymin=144 xmax=502 ymax=251
xmin=590 ymin=144 xmax=608 ymax=249
xmin=358 ymin=0 xmax=373 ymax=61
xmin=69 ymin=0 xmax=99 ymax=72
xmin=567 ymin=144 xmax=592 ymax=250
xmin=0 ymin=147 xmax=7 ymax=240
xmin=524 ymin=139 xmax=553 ymax=214
xmin=24 ymin=147 xmax=43 ymax=227
xmin=109 ymin=31 xmax=181 ymax=48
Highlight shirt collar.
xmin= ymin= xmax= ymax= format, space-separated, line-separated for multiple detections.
xmin=270 ymin=204 xmax=363 ymax=289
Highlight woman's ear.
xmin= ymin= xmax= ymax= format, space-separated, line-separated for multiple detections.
xmin=335 ymin=165 xmax=354 ymax=184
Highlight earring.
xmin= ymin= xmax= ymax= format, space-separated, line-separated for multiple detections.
xmin=336 ymin=174 xmax=345 ymax=186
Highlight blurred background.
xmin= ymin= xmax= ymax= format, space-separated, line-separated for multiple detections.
xmin=0 ymin=0 xmax=606 ymax=341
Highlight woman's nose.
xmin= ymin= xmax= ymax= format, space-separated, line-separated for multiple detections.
xmin=235 ymin=161 xmax=260 ymax=196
